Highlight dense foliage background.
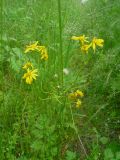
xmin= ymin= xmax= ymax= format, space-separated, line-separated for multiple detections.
xmin=0 ymin=0 xmax=120 ymax=159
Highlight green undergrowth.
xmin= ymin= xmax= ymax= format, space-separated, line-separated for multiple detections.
xmin=0 ymin=0 xmax=120 ymax=159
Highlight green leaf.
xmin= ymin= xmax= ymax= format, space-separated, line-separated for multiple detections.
xmin=104 ymin=148 xmax=114 ymax=159
xmin=100 ymin=137 xmax=108 ymax=145
xmin=31 ymin=141 xmax=43 ymax=151
xmin=66 ymin=150 xmax=76 ymax=160
xmin=116 ymin=152 xmax=120 ymax=160
xmin=51 ymin=147 xmax=57 ymax=156
xmin=12 ymin=48 xmax=23 ymax=58
xmin=17 ymin=156 xmax=28 ymax=160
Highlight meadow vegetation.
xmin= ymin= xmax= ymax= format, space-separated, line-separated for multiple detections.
xmin=0 ymin=0 xmax=120 ymax=159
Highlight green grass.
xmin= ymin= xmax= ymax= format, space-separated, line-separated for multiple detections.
xmin=0 ymin=0 xmax=120 ymax=159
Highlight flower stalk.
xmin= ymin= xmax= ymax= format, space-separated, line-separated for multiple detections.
xmin=58 ymin=0 xmax=64 ymax=86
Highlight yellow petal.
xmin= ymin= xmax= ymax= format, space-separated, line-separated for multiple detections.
xmin=76 ymin=99 xmax=82 ymax=108
xmin=93 ymin=43 xmax=96 ymax=52
xmin=71 ymin=36 xmax=80 ymax=40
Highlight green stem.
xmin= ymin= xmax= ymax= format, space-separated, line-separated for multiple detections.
xmin=69 ymin=104 xmax=88 ymax=158
xmin=58 ymin=0 xmax=63 ymax=86
xmin=1 ymin=0 xmax=5 ymax=104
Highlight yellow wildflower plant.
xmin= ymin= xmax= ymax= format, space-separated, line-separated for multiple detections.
xmin=68 ymin=92 xmax=76 ymax=100
xmin=22 ymin=68 xmax=38 ymax=84
xmin=24 ymin=41 xmax=39 ymax=53
xmin=22 ymin=62 xmax=33 ymax=70
xmin=75 ymin=90 xmax=84 ymax=98
xmin=91 ymin=37 xmax=104 ymax=52
xmin=69 ymin=90 xmax=84 ymax=108
xmin=37 ymin=46 xmax=46 ymax=52
xmin=71 ymin=35 xmax=89 ymax=45
xmin=81 ymin=44 xmax=91 ymax=53
xmin=69 ymin=90 xmax=84 ymax=100
xmin=41 ymin=52 xmax=48 ymax=61
xmin=37 ymin=46 xmax=48 ymax=61
xmin=24 ymin=41 xmax=48 ymax=60
xmin=76 ymin=99 xmax=82 ymax=108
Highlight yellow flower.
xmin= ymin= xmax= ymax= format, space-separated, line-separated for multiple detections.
xmin=41 ymin=52 xmax=48 ymax=60
xmin=37 ymin=46 xmax=46 ymax=52
xmin=24 ymin=41 xmax=39 ymax=53
xmin=24 ymin=41 xmax=48 ymax=60
xmin=22 ymin=62 xmax=33 ymax=70
xmin=71 ymin=36 xmax=81 ymax=40
xmin=68 ymin=93 xmax=76 ymax=100
xmin=69 ymin=90 xmax=84 ymax=100
xmin=71 ymin=35 xmax=88 ymax=44
xmin=81 ymin=44 xmax=91 ymax=53
xmin=76 ymin=99 xmax=82 ymax=108
xmin=75 ymin=90 xmax=84 ymax=97
xmin=37 ymin=46 xmax=48 ymax=61
xmin=91 ymin=37 xmax=104 ymax=52
xmin=22 ymin=68 xmax=38 ymax=84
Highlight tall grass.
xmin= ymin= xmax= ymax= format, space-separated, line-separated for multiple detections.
xmin=57 ymin=0 xmax=64 ymax=85
xmin=0 ymin=0 xmax=120 ymax=159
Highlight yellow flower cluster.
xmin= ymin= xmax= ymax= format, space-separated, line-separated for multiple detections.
xmin=71 ymin=35 xmax=89 ymax=45
xmin=22 ymin=41 xmax=48 ymax=85
xmin=22 ymin=62 xmax=38 ymax=85
xmin=68 ymin=90 xmax=84 ymax=108
xmin=22 ymin=62 xmax=33 ymax=70
xmin=24 ymin=41 xmax=39 ymax=53
xmin=37 ymin=46 xmax=48 ymax=61
xmin=71 ymin=35 xmax=104 ymax=53
xmin=24 ymin=41 xmax=48 ymax=61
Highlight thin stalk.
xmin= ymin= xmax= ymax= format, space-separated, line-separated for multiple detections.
xmin=57 ymin=0 xmax=63 ymax=86
xmin=0 ymin=0 xmax=3 ymax=71
xmin=1 ymin=0 xmax=4 ymax=104
xmin=69 ymin=104 xmax=88 ymax=158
